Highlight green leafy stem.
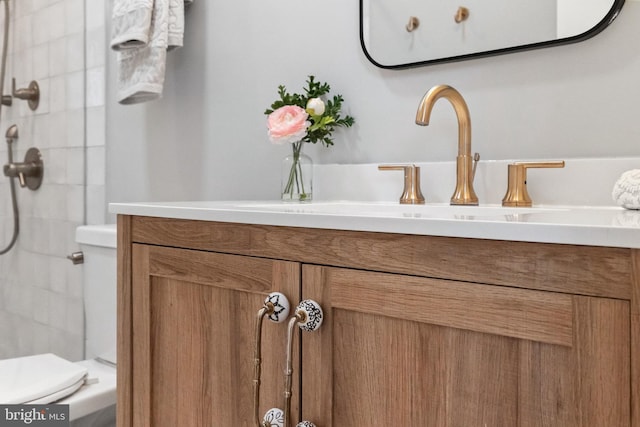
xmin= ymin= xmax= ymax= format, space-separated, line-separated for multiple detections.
xmin=283 ymin=141 xmax=310 ymax=201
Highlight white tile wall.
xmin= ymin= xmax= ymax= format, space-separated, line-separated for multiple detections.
xmin=0 ymin=0 xmax=107 ymax=360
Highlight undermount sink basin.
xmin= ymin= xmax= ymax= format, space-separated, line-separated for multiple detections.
xmin=234 ymin=201 xmax=566 ymax=218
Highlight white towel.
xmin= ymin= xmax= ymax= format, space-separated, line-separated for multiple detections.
xmin=111 ymin=0 xmax=194 ymax=104
xmin=111 ymin=0 xmax=153 ymax=51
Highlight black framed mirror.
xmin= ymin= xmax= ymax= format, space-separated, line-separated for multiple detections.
xmin=360 ymin=0 xmax=625 ymax=69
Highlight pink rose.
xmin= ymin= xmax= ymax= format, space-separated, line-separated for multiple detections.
xmin=267 ymin=105 xmax=310 ymax=145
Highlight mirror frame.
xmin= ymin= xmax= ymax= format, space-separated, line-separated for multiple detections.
xmin=360 ymin=0 xmax=626 ymax=69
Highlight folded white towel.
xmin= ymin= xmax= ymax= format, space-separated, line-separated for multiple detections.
xmin=111 ymin=0 xmax=194 ymax=104
xmin=111 ymin=0 xmax=154 ymax=51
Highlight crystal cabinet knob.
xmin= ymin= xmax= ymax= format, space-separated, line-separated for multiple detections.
xmin=295 ymin=299 xmax=323 ymax=332
xmin=263 ymin=408 xmax=285 ymax=427
xmin=296 ymin=422 xmax=317 ymax=427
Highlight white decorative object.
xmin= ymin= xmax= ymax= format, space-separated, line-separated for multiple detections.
xmin=612 ymin=169 xmax=640 ymax=210
xmin=296 ymin=300 xmax=324 ymax=332
xmin=265 ymin=292 xmax=290 ymax=323
xmin=263 ymin=408 xmax=285 ymax=427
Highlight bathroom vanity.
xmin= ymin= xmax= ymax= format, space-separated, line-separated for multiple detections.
xmin=113 ymin=201 xmax=640 ymax=426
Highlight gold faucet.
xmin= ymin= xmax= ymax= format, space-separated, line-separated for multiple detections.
xmin=415 ymin=85 xmax=478 ymax=206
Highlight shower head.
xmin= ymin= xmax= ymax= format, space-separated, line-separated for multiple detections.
xmin=5 ymin=124 xmax=17 ymax=142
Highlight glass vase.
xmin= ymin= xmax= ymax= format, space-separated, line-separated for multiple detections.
xmin=281 ymin=141 xmax=313 ymax=202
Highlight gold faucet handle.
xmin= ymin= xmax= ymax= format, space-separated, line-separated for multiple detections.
xmin=378 ymin=164 xmax=425 ymax=204
xmin=502 ymin=161 xmax=565 ymax=207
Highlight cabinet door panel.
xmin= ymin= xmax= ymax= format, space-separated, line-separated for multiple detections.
xmin=130 ymin=245 xmax=300 ymax=427
xmin=302 ymin=266 xmax=630 ymax=427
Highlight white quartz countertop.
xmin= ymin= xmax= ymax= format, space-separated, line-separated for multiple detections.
xmin=109 ymin=200 xmax=640 ymax=249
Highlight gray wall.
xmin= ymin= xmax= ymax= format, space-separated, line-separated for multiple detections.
xmin=106 ymin=0 xmax=640 ymax=207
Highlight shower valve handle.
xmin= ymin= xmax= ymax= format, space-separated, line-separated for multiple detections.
xmin=3 ymin=147 xmax=43 ymax=190
xmin=12 ymin=78 xmax=39 ymax=111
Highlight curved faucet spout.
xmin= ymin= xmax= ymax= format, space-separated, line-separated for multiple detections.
xmin=416 ymin=85 xmax=471 ymax=156
xmin=415 ymin=85 xmax=478 ymax=205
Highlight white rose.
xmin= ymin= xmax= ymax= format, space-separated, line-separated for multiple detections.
xmin=306 ymin=98 xmax=325 ymax=116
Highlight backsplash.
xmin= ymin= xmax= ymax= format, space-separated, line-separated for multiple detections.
xmin=0 ymin=0 xmax=107 ymax=360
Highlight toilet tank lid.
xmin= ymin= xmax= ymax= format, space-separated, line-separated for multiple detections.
xmin=76 ymin=224 xmax=117 ymax=249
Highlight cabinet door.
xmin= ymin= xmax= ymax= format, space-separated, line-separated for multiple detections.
xmin=302 ymin=266 xmax=630 ymax=427
xmin=127 ymin=244 xmax=300 ymax=427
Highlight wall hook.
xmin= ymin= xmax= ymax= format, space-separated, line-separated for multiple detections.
xmin=406 ymin=16 xmax=420 ymax=32
xmin=455 ymin=7 xmax=469 ymax=23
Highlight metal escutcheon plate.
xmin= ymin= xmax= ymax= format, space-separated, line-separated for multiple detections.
xmin=24 ymin=147 xmax=43 ymax=190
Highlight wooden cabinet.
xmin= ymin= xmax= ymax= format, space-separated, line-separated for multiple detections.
xmin=117 ymin=215 xmax=640 ymax=427
xmin=302 ymin=266 xmax=629 ymax=426
xmin=120 ymin=242 xmax=300 ymax=426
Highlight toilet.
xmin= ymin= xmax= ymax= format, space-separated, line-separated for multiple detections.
xmin=0 ymin=224 xmax=117 ymax=426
